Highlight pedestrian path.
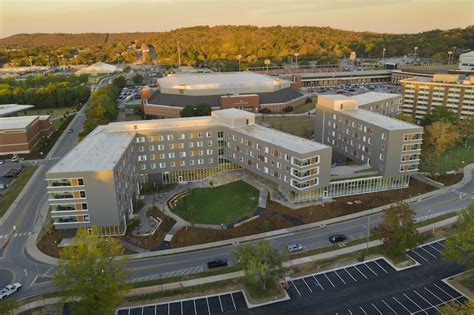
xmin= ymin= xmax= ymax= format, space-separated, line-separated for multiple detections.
xmin=0 ymin=231 xmax=32 ymax=239
xmin=130 ymin=266 xmax=205 ymax=283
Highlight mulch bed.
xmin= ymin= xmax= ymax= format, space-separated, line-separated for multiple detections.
xmin=37 ymin=228 xmax=63 ymax=258
xmin=425 ymin=173 xmax=464 ymax=186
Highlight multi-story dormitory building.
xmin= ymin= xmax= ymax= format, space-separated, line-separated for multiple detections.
xmin=46 ymin=109 xmax=332 ymax=235
xmin=315 ymin=95 xmax=423 ymax=198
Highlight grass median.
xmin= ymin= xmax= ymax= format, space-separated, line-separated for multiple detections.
xmin=0 ymin=165 xmax=38 ymax=217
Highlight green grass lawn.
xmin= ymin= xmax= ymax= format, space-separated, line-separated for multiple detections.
xmin=256 ymin=115 xmax=315 ymax=139
xmin=125 ymin=114 xmax=143 ymax=121
xmin=18 ymin=107 xmax=76 ymax=119
xmin=293 ymin=98 xmax=316 ymax=114
xmin=0 ymin=166 xmax=38 ymax=217
xmin=171 ymin=180 xmax=259 ymax=225
xmin=421 ymin=140 xmax=474 ymax=173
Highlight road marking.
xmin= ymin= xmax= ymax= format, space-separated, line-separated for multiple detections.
xmin=168 ymin=302 xmax=170 ymax=315
xmin=373 ymin=260 xmax=388 ymax=274
xmin=428 ymin=244 xmax=441 ymax=253
xmin=392 ymin=296 xmax=412 ymax=314
xmin=193 ymin=300 xmax=197 ymax=315
xmin=353 ymin=265 xmax=368 ymax=279
xmin=323 ymin=273 xmax=336 ymax=288
xmin=409 ymin=249 xmax=428 ymax=262
xmin=334 ymin=270 xmax=346 ymax=285
xmin=312 ymin=275 xmax=324 ymax=290
xmin=423 ymin=287 xmax=444 ymax=303
xmin=218 ymin=295 xmax=223 ymax=313
xmin=348 ymin=309 xmax=353 ymax=315
xmin=364 ymin=263 xmax=378 ymax=276
xmin=343 ymin=268 xmax=357 ymax=282
xmin=433 ymin=283 xmax=460 ymax=301
xmin=381 ymin=300 xmax=398 ymax=315
xmin=419 ymin=246 xmax=437 ymax=259
xmin=230 ymin=293 xmax=237 ymax=310
xmin=371 ymin=303 xmax=383 ymax=315
xmin=413 ymin=289 xmax=436 ymax=309
xmin=302 ymin=278 xmax=313 ymax=293
xmin=206 ymin=298 xmax=210 ymax=315
xmin=403 ymin=293 xmax=425 ymax=314
xmin=181 ymin=301 xmax=183 ymax=315
xmin=413 ymin=297 xmax=465 ymax=314
xmin=291 ymin=280 xmax=302 ymax=296
xmin=437 ymin=241 xmax=445 ymax=248
xmin=359 ymin=306 xmax=367 ymax=315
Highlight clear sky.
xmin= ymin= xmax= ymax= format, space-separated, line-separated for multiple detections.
xmin=1 ymin=0 xmax=473 ymax=38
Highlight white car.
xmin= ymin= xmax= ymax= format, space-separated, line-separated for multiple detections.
xmin=0 ymin=283 xmax=22 ymax=299
xmin=287 ymin=243 xmax=305 ymax=253
xmin=10 ymin=155 xmax=19 ymax=162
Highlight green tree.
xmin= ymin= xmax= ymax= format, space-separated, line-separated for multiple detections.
xmin=458 ymin=116 xmax=474 ymax=149
xmin=394 ymin=113 xmax=415 ymax=124
xmin=234 ymin=240 xmax=284 ymax=290
xmin=112 ymin=76 xmax=127 ymax=89
xmin=132 ymin=74 xmax=143 ymax=85
xmin=180 ymin=105 xmax=196 ymax=117
xmin=378 ymin=202 xmax=419 ymax=259
xmin=421 ymin=106 xmax=457 ymax=126
xmin=0 ymin=298 xmax=18 ymax=315
xmin=423 ymin=121 xmax=460 ymax=158
xmin=53 ymin=228 xmax=130 ymax=315
xmin=180 ymin=103 xmax=212 ymax=117
xmin=442 ymin=203 xmax=474 ymax=269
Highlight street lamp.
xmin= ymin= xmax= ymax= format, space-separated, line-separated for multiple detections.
xmin=382 ymin=48 xmax=386 ymax=60
xmin=294 ymin=53 xmax=299 ymax=65
xmin=414 ymin=47 xmax=418 ymax=62
xmin=264 ymin=59 xmax=271 ymax=71
xmin=237 ymin=54 xmax=242 ymax=72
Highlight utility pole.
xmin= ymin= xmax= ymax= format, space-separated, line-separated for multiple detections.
xmin=177 ymin=41 xmax=181 ymax=68
xmin=366 ymin=214 xmax=370 ymax=256
xmin=237 ymin=54 xmax=242 ymax=72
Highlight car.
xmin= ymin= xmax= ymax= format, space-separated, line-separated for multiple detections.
xmin=0 ymin=283 xmax=21 ymax=300
xmin=207 ymin=259 xmax=228 ymax=269
xmin=10 ymin=155 xmax=19 ymax=162
xmin=287 ymin=243 xmax=304 ymax=253
xmin=329 ymin=234 xmax=347 ymax=244
xmin=0 ymin=160 xmax=4 ymax=165
xmin=67 ymin=128 xmax=74 ymax=134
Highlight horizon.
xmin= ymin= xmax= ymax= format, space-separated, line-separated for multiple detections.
xmin=1 ymin=0 xmax=473 ymax=39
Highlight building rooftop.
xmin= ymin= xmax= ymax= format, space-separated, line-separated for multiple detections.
xmin=296 ymin=70 xmax=392 ymax=80
xmin=353 ymin=92 xmax=401 ymax=105
xmin=342 ymin=108 xmax=420 ymax=130
xmin=0 ymin=115 xmax=38 ymax=129
xmin=0 ymin=104 xmax=35 ymax=117
xmin=47 ymin=127 xmax=135 ymax=173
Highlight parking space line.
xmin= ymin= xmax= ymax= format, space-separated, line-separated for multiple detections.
xmin=359 ymin=306 xmax=367 ymax=315
xmin=410 ymin=250 xmax=428 ymax=262
xmin=302 ymin=278 xmax=313 ymax=293
xmin=373 ymin=260 xmax=388 ymax=274
xmin=206 ymin=298 xmax=210 ymax=315
xmin=334 ymin=270 xmax=346 ymax=285
xmin=428 ymin=244 xmax=441 ymax=253
xmin=323 ymin=273 xmax=336 ymax=288
xmin=371 ymin=303 xmax=382 ymax=315
xmin=413 ymin=297 xmax=463 ymax=314
xmin=312 ymin=275 xmax=325 ymax=290
xmin=403 ymin=293 xmax=425 ymax=314
xmin=424 ymin=287 xmax=444 ymax=304
xmin=291 ymin=280 xmax=302 ymax=296
xmin=181 ymin=301 xmax=184 ymax=315
xmin=348 ymin=309 xmax=353 ymax=315
xmin=419 ymin=247 xmax=437 ymax=259
xmin=381 ymin=299 xmax=398 ymax=314
xmin=193 ymin=300 xmax=197 ymax=315
xmin=392 ymin=296 xmax=412 ymax=314
xmin=218 ymin=296 xmax=223 ymax=313
xmin=413 ymin=289 xmax=437 ymax=309
xmin=168 ymin=303 xmax=170 ymax=315
xmin=343 ymin=268 xmax=357 ymax=282
xmin=230 ymin=293 xmax=236 ymax=310
xmin=353 ymin=265 xmax=368 ymax=279
xmin=364 ymin=263 xmax=378 ymax=276
xmin=433 ymin=283 xmax=461 ymax=301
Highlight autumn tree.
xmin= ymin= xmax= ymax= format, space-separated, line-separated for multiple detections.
xmin=377 ymin=202 xmax=419 ymax=260
xmin=394 ymin=113 xmax=415 ymax=124
xmin=421 ymin=106 xmax=457 ymax=126
xmin=442 ymin=203 xmax=474 ymax=269
xmin=234 ymin=240 xmax=284 ymax=291
xmin=53 ymin=228 xmax=129 ymax=315
xmin=423 ymin=121 xmax=460 ymax=159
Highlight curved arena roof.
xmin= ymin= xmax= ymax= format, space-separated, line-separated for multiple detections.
xmin=157 ymin=72 xmax=291 ymax=96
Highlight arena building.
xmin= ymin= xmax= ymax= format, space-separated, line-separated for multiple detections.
xmin=142 ymin=72 xmax=306 ymax=118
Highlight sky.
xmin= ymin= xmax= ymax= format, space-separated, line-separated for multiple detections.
xmin=1 ymin=0 xmax=473 ymax=38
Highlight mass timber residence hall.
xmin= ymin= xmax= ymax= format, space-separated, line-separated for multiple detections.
xmin=46 ymin=108 xmax=422 ymax=235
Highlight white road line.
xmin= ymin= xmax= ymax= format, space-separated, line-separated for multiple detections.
xmin=343 ymin=268 xmax=357 ymax=282
xmin=181 ymin=301 xmax=183 ymax=315
xmin=230 ymin=293 xmax=237 ymax=310
xmin=364 ymin=263 xmax=378 ymax=276
xmin=403 ymin=293 xmax=426 ymax=314
xmin=409 ymin=250 xmax=428 ymax=262
xmin=302 ymin=278 xmax=313 ymax=293
xmin=419 ymin=246 xmax=437 ymax=259
xmin=168 ymin=302 xmax=170 ymax=315
xmin=392 ymin=296 xmax=412 ymax=314
xmin=373 ymin=260 xmax=388 ymax=274
xmin=371 ymin=303 xmax=383 ymax=315
xmin=413 ymin=290 xmax=436 ymax=310
xmin=323 ymin=273 xmax=336 ymax=288
xmin=193 ymin=299 xmax=197 ymax=315
xmin=433 ymin=283 xmax=462 ymax=302
xmin=348 ymin=309 xmax=353 ymax=315
xmin=206 ymin=298 xmax=210 ymax=315
xmin=218 ymin=295 xmax=223 ymax=313
xmin=359 ymin=306 xmax=368 ymax=315
xmin=413 ymin=297 xmax=463 ymax=314
xmin=428 ymin=244 xmax=441 ymax=253
xmin=381 ymin=300 xmax=398 ymax=315
xmin=334 ymin=270 xmax=346 ymax=285
xmin=313 ymin=275 xmax=325 ymax=290
xmin=353 ymin=265 xmax=368 ymax=279
xmin=423 ymin=287 xmax=444 ymax=304
xmin=292 ymin=280 xmax=302 ymax=296
xmin=437 ymin=241 xmax=445 ymax=248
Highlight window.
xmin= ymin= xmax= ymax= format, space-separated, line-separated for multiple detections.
xmin=78 ymin=178 xmax=84 ymax=186
xmin=159 ymin=162 xmax=166 ymax=168
xmin=189 ymin=142 xmax=194 ymax=148
xmin=160 ymin=153 xmax=165 ymax=159
xmin=136 ymin=136 xmax=145 ymax=143
xmin=206 ymin=131 xmax=212 ymax=137
xmin=198 ymin=132 xmax=203 ymax=138
xmin=381 ymin=133 xmax=386 ymax=140
xmin=264 ymin=167 xmax=269 ymax=174
xmin=138 ymin=146 xmax=145 ymax=152
xmin=197 ymin=141 xmax=203 ymax=147
xmin=149 ymin=145 xmax=155 ymax=151
xmin=179 ymin=152 xmax=186 ymax=158
xmin=140 ymin=164 xmax=146 ymax=170
xmin=207 ymin=140 xmax=213 ymax=146
xmin=179 ymin=133 xmax=185 ymax=140
xmin=189 ymin=151 xmax=194 ymax=157
xmin=209 ymin=158 xmax=214 ymax=163
xmin=151 ymin=163 xmax=156 ymax=169
xmin=167 ymin=135 xmax=174 ymax=140
xmin=171 ymin=161 xmax=176 ymax=167
xmin=168 ymin=152 xmax=175 ymax=159
xmin=150 ymin=154 xmax=155 ymax=160
xmin=148 ymin=136 xmax=154 ymax=142
xmin=206 ymin=149 xmax=213 ymax=155
xmin=157 ymin=144 xmax=164 ymax=150
xmin=168 ymin=144 xmax=174 ymax=150
xmin=80 ymin=191 xmax=86 ymax=198
xmin=138 ymin=155 xmax=147 ymax=161
xmin=198 ymin=159 xmax=204 ymax=165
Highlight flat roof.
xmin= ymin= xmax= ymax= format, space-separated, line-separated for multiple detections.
xmin=353 ymin=92 xmax=401 ymax=105
xmin=342 ymin=108 xmax=420 ymax=130
xmin=0 ymin=116 xmax=38 ymax=129
xmin=47 ymin=127 xmax=135 ymax=173
xmin=0 ymin=104 xmax=35 ymax=117
xmin=298 ymin=70 xmax=392 ymax=80
xmin=237 ymin=124 xmax=329 ymax=154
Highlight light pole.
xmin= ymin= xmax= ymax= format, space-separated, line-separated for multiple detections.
xmin=237 ymin=54 xmax=242 ymax=72
xmin=264 ymin=59 xmax=271 ymax=71
xmin=177 ymin=41 xmax=181 ymax=68
xmin=294 ymin=53 xmax=299 ymax=65
xmin=447 ymin=51 xmax=453 ymax=64
xmin=382 ymin=48 xmax=386 ymax=60
xmin=414 ymin=47 xmax=418 ymax=63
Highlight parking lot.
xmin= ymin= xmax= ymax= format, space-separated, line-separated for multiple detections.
xmin=286 ymin=258 xmax=395 ymax=299
xmin=0 ymin=160 xmax=22 ymax=193
xmin=330 ymin=280 xmax=468 ymax=315
xmin=116 ymin=291 xmax=248 ymax=315
xmin=406 ymin=240 xmax=445 ymax=265
xmin=302 ymin=83 xmax=402 ymax=97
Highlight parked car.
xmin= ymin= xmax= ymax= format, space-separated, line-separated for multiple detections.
xmin=68 ymin=128 xmax=74 ymax=134
xmin=10 ymin=155 xmax=19 ymax=162
xmin=207 ymin=259 xmax=228 ymax=269
xmin=329 ymin=234 xmax=347 ymax=244
xmin=287 ymin=243 xmax=305 ymax=253
xmin=0 ymin=160 xmax=4 ymax=165
xmin=0 ymin=283 xmax=22 ymax=300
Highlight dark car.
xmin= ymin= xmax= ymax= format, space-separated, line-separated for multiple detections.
xmin=329 ymin=234 xmax=347 ymax=244
xmin=207 ymin=259 xmax=228 ymax=269
xmin=67 ymin=128 xmax=74 ymax=134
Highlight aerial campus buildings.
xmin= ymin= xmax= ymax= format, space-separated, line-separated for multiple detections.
xmin=47 ymin=89 xmax=422 ymax=235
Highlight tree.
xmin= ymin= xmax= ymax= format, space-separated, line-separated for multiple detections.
xmin=442 ymin=203 xmax=474 ymax=269
xmin=377 ymin=202 xmax=419 ymax=259
xmin=458 ymin=116 xmax=474 ymax=149
xmin=180 ymin=103 xmax=212 ymax=117
xmin=53 ymin=228 xmax=130 ymax=315
xmin=437 ymin=300 xmax=474 ymax=315
xmin=423 ymin=121 xmax=460 ymax=158
xmin=180 ymin=105 xmax=196 ymax=117
xmin=394 ymin=113 xmax=415 ymax=124
xmin=282 ymin=106 xmax=294 ymax=113
xmin=421 ymin=106 xmax=457 ymax=126
xmin=234 ymin=240 xmax=284 ymax=290
xmin=0 ymin=298 xmax=18 ymax=315
xmin=112 ymin=76 xmax=127 ymax=89
xmin=132 ymin=74 xmax=143 ymax=85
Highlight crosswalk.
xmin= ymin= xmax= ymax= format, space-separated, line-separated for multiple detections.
xmin=130 ymin=265 xmax=204 ymax=283
xmin=0 ymin=231 xmax=32 ymax=239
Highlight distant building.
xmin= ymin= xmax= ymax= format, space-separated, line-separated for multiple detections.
xmin=400 ymin=74 xmax=474 ymax=121
xmin=458 ymin=51 xmax=474 ymax=71
xmin=76 ymin=62 xmax=119 ymax=76
xmin=353 ymin=92 xmax=402 ymax=116
xmin=0 ymin=115 xmax=52 ymax=155
xmin=290 ymin=70 xmax=393 ymax=88
xmin=0 ymin=104 xmax=35 ymax=117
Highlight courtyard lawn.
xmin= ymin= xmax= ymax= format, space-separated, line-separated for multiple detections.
xmin=256 ymin=115 xmax=315 ymax=139
xmin=171 ymin=180 xmax=259 ymax=225
xmin=18 ymin=107 xmax=76 ymax=119
xmin=421 ymin=140 xmax=474 ymax=173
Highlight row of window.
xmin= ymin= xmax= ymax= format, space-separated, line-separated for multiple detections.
xmin=140 ymin=141 xmax=214 ymax=152
xmin=136 ymin=131 xmax=215 ymax=143
xmin=140 ymin=158 xmax=214 ymax=171
xmin=138 ymin=149 xmax=214 ymax=161
xmin=50 ymin=203 xmax=88 ymax=212
xmin=47 ymin=178 xmax=84 ymax=187
xmin=49 ymin=191 xmax=86 ymax=200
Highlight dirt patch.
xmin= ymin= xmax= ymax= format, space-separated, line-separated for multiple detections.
xmin=121 ymin=206 xmax=176 ymax=250
xmin=267 ymin=178 xmax=436 ymax=224
xmin=448 ymin=270 xmax=474 ymax=299
xmin=426 ymin=173 xmax=464 ymax=186
xmin=171 ymin=215 xmax=292 ymax=248
xmin=37 ymin=228 xmax=63 ymax=258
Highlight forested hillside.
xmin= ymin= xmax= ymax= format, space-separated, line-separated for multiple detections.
xmin=1 ymin=25 xmax=473 ymax=67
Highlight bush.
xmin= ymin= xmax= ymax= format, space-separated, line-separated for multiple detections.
xmin=260 ymin=220 xmax=272 ymax=232
xmin=259 ymin=108 xmax=271 ymax=114
xmin=282 ymin=106 xmax=294 ymax=113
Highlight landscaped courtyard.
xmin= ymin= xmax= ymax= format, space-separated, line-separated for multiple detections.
xmin=171 ymin=180 xmax=259 ymax=225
